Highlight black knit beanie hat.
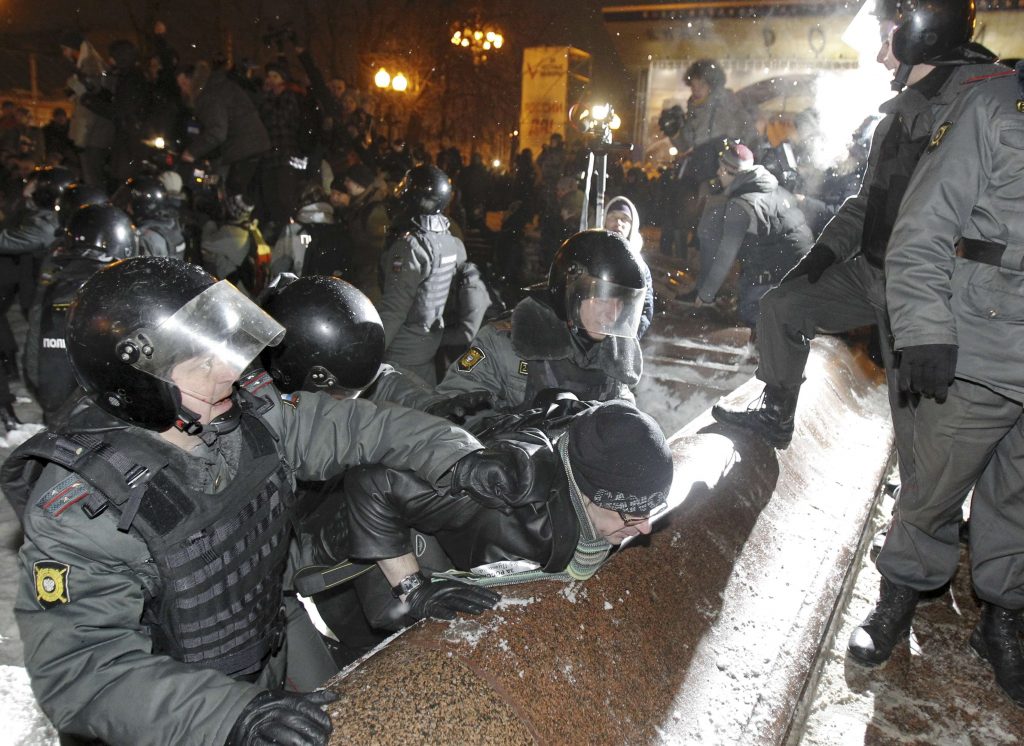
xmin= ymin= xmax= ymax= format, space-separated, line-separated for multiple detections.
xmin=567 ymin=401 xmax=673 ymax=515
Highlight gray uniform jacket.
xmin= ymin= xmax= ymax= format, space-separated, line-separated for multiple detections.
xmin=818 ymin=61 xmax=1004 ymax=263
xmin=379 ymin=214 xmax=467 ymax=371
xmin=885 ymin=68 xmax=1024 ymax=401
xmin=0 ymin=209 xmax=58 ymax=256
xmin=15 ymin=387 xmax=480 ymax=745
xmin=433 ymin=297 xmax=640 ymax=415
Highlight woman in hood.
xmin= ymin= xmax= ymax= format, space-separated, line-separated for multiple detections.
xmin=604 ymin=195 xmax=654 ymax=338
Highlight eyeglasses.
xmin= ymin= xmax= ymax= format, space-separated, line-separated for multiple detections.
xmin=617 ymin=501 xmax=668 ymax=527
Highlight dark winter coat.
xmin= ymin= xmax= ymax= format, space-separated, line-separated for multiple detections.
xmin=188 ymin=68 xmax=271 ymax=165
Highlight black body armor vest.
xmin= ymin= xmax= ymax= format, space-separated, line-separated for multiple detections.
xmin=2 ymin=402 xmax=295 ymax=679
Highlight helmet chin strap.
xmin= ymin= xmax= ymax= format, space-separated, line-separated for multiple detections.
xmin=173 ymin=394 xmax=243 ymax=446
xmin=891 ymin=62 xmax=913 ymax=92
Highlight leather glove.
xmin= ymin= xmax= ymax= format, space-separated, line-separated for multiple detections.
xmin=425 ymin=390 xmax=493 ymax=424
xmin=530 ymin=389 xmax=596 ymax=420
xmin=227 ymin=689 xmax=336 ymax=746
xmin=448 ymin=442 xmax=535 ymax=510
xmin=780 ymin=244 xmax=836 ymax=285
xmin=404 ymin=575 xmax=501 ymax=620
xmin=897 ymin=344 xmax=958 ymax=402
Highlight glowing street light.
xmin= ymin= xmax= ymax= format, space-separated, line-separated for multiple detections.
xmin=450 ymin=22 xmax=504 ymax=62
xmin=375 ymin=67 xmax=409 ymax=93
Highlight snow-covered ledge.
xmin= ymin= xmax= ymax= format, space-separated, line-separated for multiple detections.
xmin=323 ymin=336 xmax=894 ymax=745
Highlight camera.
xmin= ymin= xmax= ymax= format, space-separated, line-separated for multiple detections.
xmin=658 ymin=105 xmax=684 ymax=138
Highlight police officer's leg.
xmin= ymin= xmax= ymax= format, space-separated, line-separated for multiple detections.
xmin=963 ymin=401 xmax=1024 ymax=706
xmin=714 ymin=257 xmax=883 ymax=448
xmin=878 ymin=380 xmax=1017 ymax=591
xmin=282 ymin=595 xmax=338 ymax=691
xmin=848 ymin=380 xmax=1010 ymax=666
xmin=969 ymin=405 xmax=1024 ymax=608
xmin=755 ymin=256 xmax=882 ymax=390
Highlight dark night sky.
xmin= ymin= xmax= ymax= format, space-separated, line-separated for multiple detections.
xmin=0 ymin=0 xmax=633 ymax=101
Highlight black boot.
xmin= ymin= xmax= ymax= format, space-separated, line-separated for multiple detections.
xmin=711 ymin=385 xmax=798 ymax=449
xmin=970 ymin=603 xmax=1024 ymax=708
xmin=0 ymin=402 xmax=19 ymax=432
xmin=848 ymin=576 xmax=919 ymax=666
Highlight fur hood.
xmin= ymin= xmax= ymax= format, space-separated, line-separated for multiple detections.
xmin=510 ymin=296 xmax=642 ymax=386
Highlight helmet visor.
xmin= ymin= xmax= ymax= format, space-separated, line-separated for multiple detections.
xmin=567 ymin=274 xmax=645 ymax=339
xmin=131 ymin=280 xmax=285 ymax=403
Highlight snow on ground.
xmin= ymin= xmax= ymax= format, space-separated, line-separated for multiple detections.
xmin=0 ymin=666 xmax=58 ymax=746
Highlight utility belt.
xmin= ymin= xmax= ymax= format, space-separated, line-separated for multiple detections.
xmin=958 ymin=238 xmax=1024 ymax=272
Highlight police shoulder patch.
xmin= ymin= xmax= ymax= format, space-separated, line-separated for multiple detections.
xmin=239 ymin=368 xmax=274 ymax=396
xmin=34 ymin=560 xmax=71 ymax=609
xmin=35 ymin=474 xmax=92 ymax=519
xmin=927 ymin=122 xmax=953 ymax=152
xmin=457 ymin=347 xmax=486 ymax=372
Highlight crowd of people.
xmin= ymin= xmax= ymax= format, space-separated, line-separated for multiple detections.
xmin=0 ymin=0 xmax=1022 ymax=743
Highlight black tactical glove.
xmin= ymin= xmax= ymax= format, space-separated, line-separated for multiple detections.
xmin=402 ymin=574 xmax=501 ymax=621
xmin=530 ymin=389 xmax=596 ymax=420
xmin=780 ymin=244 xmax=836 ymax=285
xmin=448 ymin=442 xmax=535 ymax=510
xmin=425 ymin=390 xmax=493 ymax=424
xmin=897 ymin=344 xmax=958 ymax=402
xmin=227 ymin=689 xmax=336 ymax=746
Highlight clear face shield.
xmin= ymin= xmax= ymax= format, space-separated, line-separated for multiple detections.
xmin=125 ymin=280 xmax=285 ymax=404
xmin=566 ymin=273 xmax=645 ymax=340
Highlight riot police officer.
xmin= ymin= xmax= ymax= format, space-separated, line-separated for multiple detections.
xmin=54 ymin=181 xmax=110 ymax=231
xmin=5 ymin=257 xmax=525 ymax=744
xmin=0 ymin=166 xmax=74 ymax=374
xmin=712 ymin=0 xmax=1001 ymax=450
xmin=118 ymin=175 xmax=187 ymax=260
xmin=431 ymin=229 xmax=647 ymax=428
xmin=848 ymin=58 xmax=1024 ymax=708
xmin=24 ymin=204 xmax=137 ymax=425
xmin=378 ymin=164 xmax=466 ymax=384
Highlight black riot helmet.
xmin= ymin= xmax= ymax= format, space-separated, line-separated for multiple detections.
xmin=26 ymin=165 xmax=75 ymax=210
xmin=67 ymin=257 xmax=285 ymax=432
xmin=65 ymin=204 xmax=137 ymax=261
xmin=261 ymin=275 xmax=385 ymax=397
xmin=56 ymin=182 xmax=110 ymax=229
xmin=115 ymin=175 xmax=170 ymax=221
xmin=546 ymin=229 xmax=646 ymax=340
xmin=892 ymin=0 xmax=975 ymax=65
xmin=395 ymin=164 xmax=452 ymax=215
xmin=63 ymin=203 xmax=137 ymax=261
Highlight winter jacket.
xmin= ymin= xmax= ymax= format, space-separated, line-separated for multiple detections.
xmin=817 ymin=48 xmax=1003 ymax=264
xmin=347 ymin=429 xmax=579 ymax=573
xmin=696 ymin=166 xmax=812 ymax=302
xmin=378 ymin=214 xmax=467 ymax=374
xmin=188 ymin=67 xmax=271 ymax=165
xmin=886 ymin=67 xmax=1024 ymax=401
xmin=432 ymin=296 xmax=640 ymax=421
xmin=11 ymin=383 xmax=480 ymax=745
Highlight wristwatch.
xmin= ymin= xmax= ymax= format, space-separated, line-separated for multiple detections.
xmin=391 ymin=571 xmax=427 ymax=599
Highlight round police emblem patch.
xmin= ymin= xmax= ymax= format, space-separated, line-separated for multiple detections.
xmin=34 ymin=560 xmax=71 ymax=609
